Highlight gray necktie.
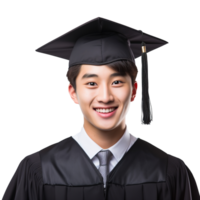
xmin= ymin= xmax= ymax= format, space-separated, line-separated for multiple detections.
xmin=96 ymin=150 xmax=112 ymax=187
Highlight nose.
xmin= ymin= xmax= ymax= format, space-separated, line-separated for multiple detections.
xmin=97 ymin=86 xmax=114 ymax=103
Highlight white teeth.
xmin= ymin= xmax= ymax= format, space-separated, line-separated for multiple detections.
xmin=95 ymin=108 xmax=116 ymax=113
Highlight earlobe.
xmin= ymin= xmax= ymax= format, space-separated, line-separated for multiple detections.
xmin=68 ymin=84 xmax=79 ymax=104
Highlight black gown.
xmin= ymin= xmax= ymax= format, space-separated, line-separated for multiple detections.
xmin=2 ymin=137 xmax=200 ymax=200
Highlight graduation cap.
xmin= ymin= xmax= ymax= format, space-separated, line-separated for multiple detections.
xmin=36 ymin=17 xmax=168 ymax=124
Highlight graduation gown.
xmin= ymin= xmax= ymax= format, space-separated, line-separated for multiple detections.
xmin=2 ymin=137 xmax=200 ymax=200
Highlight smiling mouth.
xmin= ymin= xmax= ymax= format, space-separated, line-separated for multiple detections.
xmin=93 ymin=106 xmax=118 ymax=111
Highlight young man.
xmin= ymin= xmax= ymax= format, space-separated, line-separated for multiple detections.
xmin=2 ymin=17 xmax=200 ymax=200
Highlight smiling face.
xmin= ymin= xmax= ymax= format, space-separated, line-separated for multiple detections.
xmin=68 ymin=64 xmax=137 ymax=131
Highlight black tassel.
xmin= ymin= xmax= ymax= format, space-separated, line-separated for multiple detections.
xmin=141 ymin=41 xmax=153 ymax=124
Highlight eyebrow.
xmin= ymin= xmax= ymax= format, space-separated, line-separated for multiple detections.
xmin=81 ymin=72 xmax=126 ymax=79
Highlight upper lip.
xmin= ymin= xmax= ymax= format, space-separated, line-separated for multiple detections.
xmin=93 ymin=106 xmax=118 ymax=109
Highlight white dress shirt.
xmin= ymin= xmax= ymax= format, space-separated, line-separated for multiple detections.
xmin=72 ymin=125 xmax=138 ymax=186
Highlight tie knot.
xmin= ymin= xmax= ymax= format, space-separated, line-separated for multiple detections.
xmin=96 ymin=150 xmax=112 ymax=166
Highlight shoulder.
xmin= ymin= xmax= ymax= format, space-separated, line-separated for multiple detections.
xmin=24 ymin=136 xmax=73 ymax=162
xmin=18 ymin=151 xmax=43 ymax=185
xmin=38 ymin=136 xmax=74 ymax=158
xmin=138 ymin=138 xmax=186 ymax=172
xmin=138 ymin=138 xmax=198 ymax=176
xmin=167 ymin=153 xmax=187 ymax=177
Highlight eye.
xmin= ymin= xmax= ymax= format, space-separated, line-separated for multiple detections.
xmin=113 ymin=80 xmax=123 ymax=83
xmin=86 ymin=80 xmax=123 ymax=86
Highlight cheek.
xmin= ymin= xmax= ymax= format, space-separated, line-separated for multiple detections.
xmin=77 ymin=89 xmax=95 ymax=109
xmin=116 ymin=87 xmax=131 ymax=106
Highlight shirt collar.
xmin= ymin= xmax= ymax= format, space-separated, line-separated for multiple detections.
xmin=73 ymin=125 xmax=131 ymax=162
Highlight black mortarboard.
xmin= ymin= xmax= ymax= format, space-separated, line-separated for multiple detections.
xmin=36 ymin=17 xmax=168 ymax=124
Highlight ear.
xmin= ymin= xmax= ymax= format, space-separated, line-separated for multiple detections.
xmin=134 ymin=81 xmax=140 ymax=93
xmin=131 ymin=81 xmax=138 ymax=102
xmin=68 ymin=84 xmax=79 ymax=104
